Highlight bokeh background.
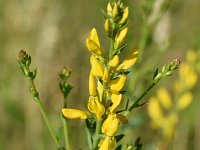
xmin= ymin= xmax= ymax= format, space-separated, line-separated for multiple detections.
xmin=0 ymin=0 xmax=200 ymax=150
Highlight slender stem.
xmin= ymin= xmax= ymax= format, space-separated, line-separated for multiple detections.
xmin=29 ymin=79 xmax=61 ymax=148
xmin=63 ymin=97 xmax=71 ymax=150
xmin=109 ymin=38 xmax=115 ymax=60
xmin=128 ymin=83 xmax=156 ymax=112
xmin=92 ymin=119 xmax=103 ymax=150
xmin=85 ymin=121 xmax=93 ymax=150
xmin=36 ymin=99 xmax=61 ymax=147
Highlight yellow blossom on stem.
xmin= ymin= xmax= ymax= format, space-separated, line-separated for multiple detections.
xmin=102 ymin=67 xmax=110 ymax=83
xmin=62 ymin=108 xmax=88 ymax=120
xmin=89 ymin=71 xmax=97 ymax=96
xmin=97 ymin=80 xmax=104 ymax=102
xmin=88 ymin=96 xmax=105 ymax=120
xmin=107 ymin=3 xmax=113 ymax=16
xmin=99 ymin=136 xmax=116 ymax=150
xmin=115 ymin=27 xmax=128 ymax=49
xmin=110 ymin=93 xmax=123 ymax=113
xmin=86 ymin=28 xmax=104 ymax=56
xmin=90 ymin=55 xmax=104 ymax=77
xmin=104 ymin=19 xmax=110 ymax=33
xmin=117 ymin=49 xmax=139 ymax=71
xmin=109 ymin=55 xmax=119 ymax=68
xmin=110 ymin=75 xmax=126 ymax=92
xmin=102 ymin=114 xmax=119 ymax=136
xmin=112 ymin=3 xmax=118 ymax=17
xmin=119 ymin=7 xmax=129 ymax=24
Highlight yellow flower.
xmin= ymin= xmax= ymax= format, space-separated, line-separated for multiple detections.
xmin=102 ymin=114 xmax=119 ymax=136
xmin=89 ymin=71 xmax=97 ymax=96
xmin=88 ymin=96 xmax=105 ymax=120
xmin=110 ymin=93 xmax=122 ymax=112
xmin=148 ymin=97 xmax=163 ymax=122
xmin=99 ymin=136 xmax=116 ymax=150
xmin=62 ymin=108 xmax=88 ymax=120
xmin=107 ymin=3 xmax=113 ymax=16
xmin=119 ymin=7 xmax=129 ymax=24
xmin=86 ymin=28 xmax=104 ymax=56
xmin=104 ymin=19 xmax=110 ymax=33
xmin=117 ymin=49 xmax=139 ymax=70
xmin=97 ymin=80 xmax=104 ymax=102
xmin=110 ymin=75 xmax=126 ymax=92
xmin=112 ymin=3 xmax=118 ymax=17
xmin=102 ymin=67 xmax=110 ymax=83
xmin=177 ymin=92 xmax=193 ymax=110
xmin=115 ymin=27 xmax=128 ymax=49
xmin=109 ymin=55 xmax=119 ymax=68
xmin=157 ymin=88 xmax=172 ymax=109
xmin=90 ymin=55 xmax=104 ymax=77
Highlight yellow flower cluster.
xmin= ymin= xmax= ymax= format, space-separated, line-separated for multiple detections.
xmin=62 ymin=1 xmax=138 ymax=149
xmin=148 ymin=50 xmax=198 ymax=140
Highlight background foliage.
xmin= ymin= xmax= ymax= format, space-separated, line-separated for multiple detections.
xmin=0 ymin=0 xmax=199 ymax=149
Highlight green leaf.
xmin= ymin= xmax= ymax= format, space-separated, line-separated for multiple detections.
xmin=57 ymin=147 xmax=65 ymax=150
xmin=85 ymin=119 xmax=96 ymax=136
xmin=113 ymin=43 xmax=127 ymax=56
xmin=115 ymin=145 xmax=122 ymax=150
xmin=115 ymin=134 xmax=125 ymax=142
xmin=153 ymin=68 xmax=158 ymax=80
xmin=56 ymin=126 xmax=63 ymax=143
xmin=119 ymin=90 xmax=127 ymax=95
xmin=134 ymin=137 xmax=143 ymax=150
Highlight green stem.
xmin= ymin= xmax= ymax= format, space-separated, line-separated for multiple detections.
xmin=63 ymin=118 xmax=70 ymax=150
xmin=92 ymin=119 xmax=103 ymax=150
xmin=109 ymin=38 xmax=115 ymax=60
xmin=85 ymin=121 xmax=93 ymax=150
xmin=29 ymin=79 xmax=61 ymax=148
xmin=63 ymin=97 xmax=71 ymax=150
xmin=128 ymin=83 xmax=156 ymax=112
xmin=36 ymin=100 xmax=61 ymax=147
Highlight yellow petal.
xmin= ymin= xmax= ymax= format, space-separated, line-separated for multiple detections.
xmin=107 ymin=3 xmax=113 ymax=16
xmin=86 ymin=28 xmax=104 ymax=56
xmin=117 ymin=49 xmax=138 ymax=70
xmin=62 ymin=108 xmax=87 ymax=120
xmin=112 ymin=3 xmax=118 ymax=17
xmin=102 ymin=67 xmax=110 ymax=83
xmin=99 ymin=136 xmax=116 ymax=150
xmin=119 ymin=7 xmax=129 ymax=24
xmin=115 ymin=27 xmax=128 ymax=49
xmin=110 ymin=75 xmax=126 ymax=91
xmin=177 ymin=92 xmax=193 ymax=110
xmin=109 ymin=55 xmax=119 ymax=68
xmin=97 ymin=80 xmax=104 ymax=102
xmin=110 ymin=93 xmax=122 ymax=112
xmin=157 ymin=88 xmax=172 ymax=109
xmin=88 ymin=96 xmax=105 ymax=120
xmin=102 ymin=114 xmax=119 ymax=136
xmin=104 ymin=19 xmax=110 ymax=33
xmin=148 ymin=97 xmax=163 ymax=121
xmin=89 ymin=71 xmax=97 ymax=96
xmin=90 ymin=55 xmax=104 ymax=77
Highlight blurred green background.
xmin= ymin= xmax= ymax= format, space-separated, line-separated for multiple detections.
xmin=0 ymin=0 xmax=200 ymax=150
